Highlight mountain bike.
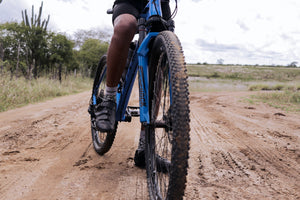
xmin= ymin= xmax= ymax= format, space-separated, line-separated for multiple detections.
xmin=88 ymin=0 xmax=190 ymax=199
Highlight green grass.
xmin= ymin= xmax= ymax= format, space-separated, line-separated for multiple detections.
xmin=250 ymin=91 xmax=300 ymax=112
xmin=187 ymin=64 xmax=300 ymax=112
xmin=248 ymin=84 xmax=300 ymax=91
xmin=0 ymin=75 xmax=92 ymax=112
xmin=187 ymin=64 xmax=300 ymax=92
xmin=2 ymin=64 xmax=300 ymax=113
xmin=187 ymin=64 xmax=300 ymax=82
xmin=188 ymin=77 xmax=251 ymax=92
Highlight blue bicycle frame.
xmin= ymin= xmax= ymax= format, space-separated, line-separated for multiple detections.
xmin=115 ymin=0 xmax=164 ymax=124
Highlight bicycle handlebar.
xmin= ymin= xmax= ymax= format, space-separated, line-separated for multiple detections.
xmin=107 ymin=8 xmax=113 ymax=14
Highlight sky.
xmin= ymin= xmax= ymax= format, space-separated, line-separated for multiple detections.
xmin=0 ymin=0 xmax=299 ymax=66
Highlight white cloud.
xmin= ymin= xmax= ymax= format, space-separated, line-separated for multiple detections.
xmin=0 ymin=0 xmax=30 ymax=22
xmin=0 ymin=0 xmax=299 ymax=65
xmin=174 ymin=0 xmax=300 ymax=64
xmin=41 ymin=0 xmax=113 ymax=34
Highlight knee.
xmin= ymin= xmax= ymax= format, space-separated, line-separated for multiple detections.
xmin=113 ymin=15 xmax=137 ymax=39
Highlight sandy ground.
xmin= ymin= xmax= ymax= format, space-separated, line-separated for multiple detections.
xmin=0 ymin=89 xmax=299 ymax=200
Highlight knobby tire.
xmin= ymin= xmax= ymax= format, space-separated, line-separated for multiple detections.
xmin=146 ymin=31 xmax=190 ymax=200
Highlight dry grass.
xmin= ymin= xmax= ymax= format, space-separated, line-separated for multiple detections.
xmin=0 ymin=75 xmax=92 ymax=112
xmin=250 ymin=91 xmax=300 ymax=112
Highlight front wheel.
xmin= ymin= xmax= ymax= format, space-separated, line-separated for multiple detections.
xmin=146 ymin=31 xmax=190 ymax=200
xmin=89 ymin=55 xmax=117 ymax=155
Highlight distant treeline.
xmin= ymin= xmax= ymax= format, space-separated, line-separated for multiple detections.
xmin=0 ymin=2 xmax=111 ymax=82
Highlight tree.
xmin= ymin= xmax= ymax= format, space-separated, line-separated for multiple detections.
xmin=22 ymin=1 xmax=50 ymax=79
xmin=0 ymin=27 xmax=4 ymax=74
xmin=49 ymin=33 xmax=74 ymax=82
xmin=1 ymin=1 xmax=110 ymax=80
xmin=217 ymin=58 xmax=224 ymax=65
xmin=73 ymin=28 xmax=111 ymax=49
xmin=288 ymin=61 xmax=298 ymax=68
xmin=0 ymin=22 xmax=27 ymax=78
xmin=77 ymin=38 xmax=108 ymax=77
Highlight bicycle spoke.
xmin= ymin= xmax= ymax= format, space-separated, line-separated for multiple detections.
xmin=146 ymin=31 xmax=190 ymax=200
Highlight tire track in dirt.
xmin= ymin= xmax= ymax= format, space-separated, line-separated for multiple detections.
xmin=0 ymin=92 xmax=92 ymax=200
xmin=0 ymin=91 xmax=148 ymax=200
xmin=185 ymin=92 xmax=300 ymax=200
xmin=0 ymin=91 xmax=299 ymax=200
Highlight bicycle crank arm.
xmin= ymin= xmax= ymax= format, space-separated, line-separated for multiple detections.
xmin=123 ymin=106 xmax=140 ymax=122
xmin=153 ymin=120 xmax=172 ymax=132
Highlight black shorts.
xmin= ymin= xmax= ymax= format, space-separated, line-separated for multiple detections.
xmin=112 ymin=0 xmax=148 ymax=23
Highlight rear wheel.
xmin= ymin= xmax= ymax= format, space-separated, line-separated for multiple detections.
xmin=90 ymin=55 xmax=117 ymax=155
xmin=146 ymin=31 xmax=190 ymax=200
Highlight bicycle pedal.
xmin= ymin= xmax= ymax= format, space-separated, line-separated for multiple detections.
xmin=91 ymin=119 xmax=97 ymax=129
xmin=88 ymin=104 xmax=95 ymax=116
xmin=126 ymin=106 xmax=140 ymax=117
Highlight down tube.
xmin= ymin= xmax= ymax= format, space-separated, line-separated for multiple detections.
xmin=146 ymin=0 xmax=162 ymax=20
xmin=137 ymin=32 xmax=159 ymax=123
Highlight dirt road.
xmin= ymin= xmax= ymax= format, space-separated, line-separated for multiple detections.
xmin=0 ymin=90 xmax=299 ymax=200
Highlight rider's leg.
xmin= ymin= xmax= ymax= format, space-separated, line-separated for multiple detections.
xmin=106 ymin=14 xmax=137 ymax=88
xmin=95 ymin=14 xmax=137 ymax=132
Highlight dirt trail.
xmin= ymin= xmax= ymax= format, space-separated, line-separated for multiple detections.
xmin=0 ymin=90 xmax=299 ymax=200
